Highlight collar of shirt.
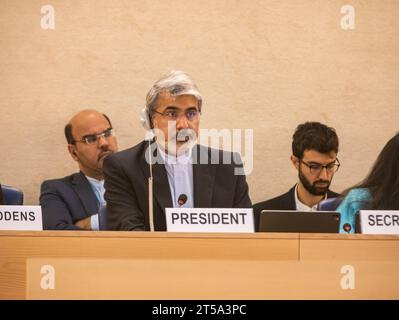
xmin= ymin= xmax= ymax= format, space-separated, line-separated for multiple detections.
xmin=156 ymin=144 xmax=194 ymax=208
xmin=85 ymin=175 xmax=104 ymax=188
xmin=157 ymin=143 xmax=193 ymax=165
xmin=294 ymin=183 xmax=327 ymax=212
xmin=85 ymin=175 xmax=105 ymax=205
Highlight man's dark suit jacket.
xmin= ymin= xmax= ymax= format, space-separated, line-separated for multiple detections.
xmin=40 ymin=172 xmax=99 ymax=230
xmin=0 ymin=184 xmax=3 ymax=205
xmin=103 ymin=141 xmax=252 ymax=231
xmin=253 ymin=185 xmax=340 ymax=231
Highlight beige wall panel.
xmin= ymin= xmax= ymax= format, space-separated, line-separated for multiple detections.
xmin=0 ymin=1 xmax=398 ymax=204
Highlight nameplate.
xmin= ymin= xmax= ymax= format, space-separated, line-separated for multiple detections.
xmin=165 ymin=208 xmax=254 ymax=232
xmin=0 ymin=206 xmax=43 ymax=230
xmin=360 ymin=210 xmax=399 ymax=234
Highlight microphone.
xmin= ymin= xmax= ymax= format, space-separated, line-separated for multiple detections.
xmin=141 ymin=107 xmax=155 ymax=232
xmin=177 ymin=194 xmax=188 ymax=207
xmin=343 ymin=223 xmax=352 ymax=233
xmin=147 ymin=140 xmax=154 ymax=232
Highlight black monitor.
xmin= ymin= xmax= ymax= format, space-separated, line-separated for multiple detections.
xmin=258 ymin=210 xmax=340 ymax=233
xmin=355 ymin=212 xmax=361 ymax=233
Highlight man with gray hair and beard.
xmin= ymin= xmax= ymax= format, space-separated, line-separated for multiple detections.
xmin=103 ymin=70 xmax=252 ymax=231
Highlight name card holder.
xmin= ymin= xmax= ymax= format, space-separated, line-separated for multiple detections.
xmin=359 ymin=210 xmax=399 ymax=234
xmin=165 ymin=208 xmax=254 ymax=232
xmin=0 ymin=206 xmax=43 ymax=230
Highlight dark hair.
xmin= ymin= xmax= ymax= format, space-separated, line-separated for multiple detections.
xmin=292 ymin=122 xmax=339 ymax=159
xmin=345 ymin=132 xmax=399 ymax=210
xmin=64 ymin=113 xmax=112 ymax=144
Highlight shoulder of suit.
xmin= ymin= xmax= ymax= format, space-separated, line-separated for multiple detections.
xmin=327 ymin=190 xmax=341 ymax=198
xmin=41 ymin=172 xmax=82 ymax=188
xmin=105 ymin=141 xmax=147 ymax=163
xmin=253 ymin=187 xmax=294 ymax=211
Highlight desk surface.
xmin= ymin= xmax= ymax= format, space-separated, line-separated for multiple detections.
xmin=1 ymin=231 xmax=399 ymax=299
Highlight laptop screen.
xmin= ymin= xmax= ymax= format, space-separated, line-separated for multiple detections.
xmin=258 ymin=210 xmax=340 ymax=233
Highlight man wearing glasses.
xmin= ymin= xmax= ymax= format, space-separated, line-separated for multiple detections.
xmin=253 ymin=122 xmax=340 ymax=229
xmin=103 ymin=70 xmax=251 ymax=231
xmin=40 ymin=110 xmax=118 ymax=230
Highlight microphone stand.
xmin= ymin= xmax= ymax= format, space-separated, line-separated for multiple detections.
xmin=148 ymin=139 xmax=154 ymax=232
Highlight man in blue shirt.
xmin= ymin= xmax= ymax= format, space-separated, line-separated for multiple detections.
xmin=40 ymin=110 xmax=118 ymax=230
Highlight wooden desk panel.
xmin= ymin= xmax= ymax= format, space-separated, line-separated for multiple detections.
xmin=299 ymin=234 xmax=399 ymax=261
xmin=0 ymin=231 xmax=299 ymax=299
xmin=25 ymin=258 xmax=399 ymax=299
xmin=1 ymin=231 xmax=399 ymax=299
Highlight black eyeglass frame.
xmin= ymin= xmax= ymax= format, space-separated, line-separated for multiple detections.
xmin=299 ymin=158 xmax=341 ymax=175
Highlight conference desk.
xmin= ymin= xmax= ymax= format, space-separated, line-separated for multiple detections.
xmin=0 ymin=231 xmax=398 ymax=299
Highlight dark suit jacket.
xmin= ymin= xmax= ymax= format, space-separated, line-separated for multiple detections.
xmin=40 ymin=172 xmax=99 ymax=230
xmin=103 ymin=141 xmax=252 ymax=231
xmin=0 ymin=184 xmax=3 ymax=205
xmin=253 ymin=185 xmax=340 ymax=231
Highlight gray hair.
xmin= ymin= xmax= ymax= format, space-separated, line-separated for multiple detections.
xmin=146 ymin=70 xmax=202 ymax=118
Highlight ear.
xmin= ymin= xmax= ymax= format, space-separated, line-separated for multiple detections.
xmin=140 ymin=108 xmax=155 ymax=140
xmin=140 ymin=108 xmax=152 ymax=130
xmin=290 ymin=155 xmax=299 ymax=170
xmin=68 ymin=144 xmax=79 ymax=162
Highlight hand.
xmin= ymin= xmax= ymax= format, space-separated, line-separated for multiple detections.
xmin=74 ymin=217 xmax=92 ymax=230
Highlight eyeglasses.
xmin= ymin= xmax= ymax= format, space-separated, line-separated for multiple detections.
xmin=73 ymin=128 xmax=115 ymax=145
xmin=153 ymin=109 xmax=200 ymax=122
xmin=300 ymin=158 xmax=340 ymax=175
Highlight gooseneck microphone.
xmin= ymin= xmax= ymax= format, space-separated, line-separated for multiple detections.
xmin=148 ymin=140 xmax=154 ymax=232
xmin=178 ymin=194 xmax=188 ymax=206
xmin=141 ymin=107 xmax=155 ymax=232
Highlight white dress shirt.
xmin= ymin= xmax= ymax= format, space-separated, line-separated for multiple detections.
xmin=85 ymin=175 xmax=106 ymax=230
xmin=158 ymin=146 xmax=194 ymax=208
xmin=294 ymin=184 xmax=327 ymax=212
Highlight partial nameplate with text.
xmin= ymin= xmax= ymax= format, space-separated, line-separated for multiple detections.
xmin=0 ymin=205 xmax=43 ymax=230
xmin=360 ymin=210 xmax=399 ymax=234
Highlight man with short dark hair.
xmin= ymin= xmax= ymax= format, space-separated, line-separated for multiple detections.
xmin=40 ymin=110 xmax=118 ymax=230
xmin=253 ymin=122 xmax=341 ymax=229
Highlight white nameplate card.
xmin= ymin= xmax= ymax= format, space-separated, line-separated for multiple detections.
xmin=360 ymin=210 xmax=399 ymax=234
xmin=165 ymin=208 xmax=254 ymax=232
xmin=0 ymin=206 xmax=43 ymax=230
